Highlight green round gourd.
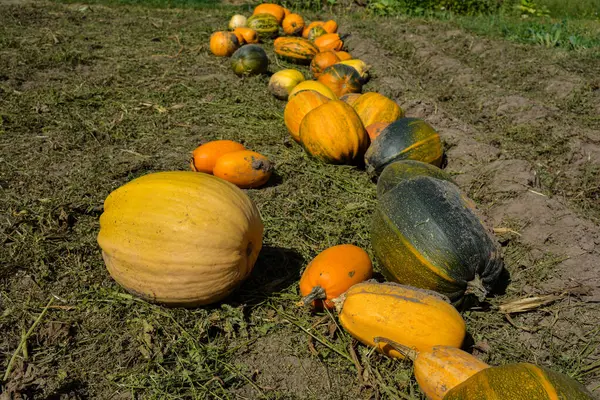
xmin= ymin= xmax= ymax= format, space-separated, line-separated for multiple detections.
xmin=444 ymin=363 xmax=594 ymax=399
xmin=377 ymin=160 xmax=455 ymax=198
xmin=307 ymin=25 xmax=328 ymax=41
xmin=247 ymin=13 xmax=279 ymax=39
xmin=371 ymin=176 xmax=504 ymax=306
xmin=231 ymin=45 xmax=269 ymax=76
xmin=365 ymin=117 xmax=443 ymax=176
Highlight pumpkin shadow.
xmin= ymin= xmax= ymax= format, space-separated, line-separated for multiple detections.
xmin=231 ymin=246 xmax=304 ymax=307
xmin=261 ymin=170 xmax=284 ymax=188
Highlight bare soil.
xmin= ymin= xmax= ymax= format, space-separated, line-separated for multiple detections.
xmin=1 ymin=1 xmax=599 ymax=399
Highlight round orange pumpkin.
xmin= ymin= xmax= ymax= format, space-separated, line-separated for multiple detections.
xmin=213 ymin=150 xmax=273 ymax=189
xmin=209 ymin=31 xmax=240 ymax=57
xmin=314 ymin=33 xmax=343 ymax=52
xmin=299 ymin=100 xmax=369 ymax=164
xmin=299 ymin=244 xmax=373 ymax=309
xmin=352 ymin=92 xmax=404 ymax=128
xmin=335 ymin=51 xmax=352 ymax=61
xmin=318 ymin=64 xmax=363 ymax=97
xmin=302 ymin=21 xmax=325 ymax=38
xmin=234 ymin=27 xmax=259 ymax=44
xmin=310 ymin=51 xmax=340 ymax=78
xmin=190 ymin=140 xmax=246 ymax=174
xmin=365 ymin=122 xmax=391 ymax=140
xmin=252 ymin=3 xmax=285 ymax=24
xmin=284 ymin=90 xmax=330 ymax=143
xmin=282 ymin=13 xmax=304 ymax=36
xmin=323 ymin=20 xmax=338 ymax=33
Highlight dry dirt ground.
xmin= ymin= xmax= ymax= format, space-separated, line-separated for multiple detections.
xmin=0 ymin=1 xmax=599 ymax=399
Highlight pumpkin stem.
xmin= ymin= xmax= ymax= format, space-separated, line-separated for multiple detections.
xmin=373 ymin=337 xmax=417 ymax=360
xmin=332 ymin=292 xmax=346 ymax=313
xmin=465 ymin=274 xmax=487 ymax=302
xmin=302 ymin=285 xmax=327 ymax=306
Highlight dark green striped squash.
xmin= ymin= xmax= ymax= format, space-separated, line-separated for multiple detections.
xmin=247 ymin=13 xmax=279 ymax=39
xmin=371 ymin=176 xmax=504 ymax=306
xmin=230 ymin=45 xmax=269 ymax=76
xmin=365 ymin=117 xmax=443 ymax=176
xmin=444 ymin=363 xmax=594 ymax=400
xmin=377 ymin=160 xmax=455 ymax=198
xmin=273 ymin=37 xmax=318 ymax=65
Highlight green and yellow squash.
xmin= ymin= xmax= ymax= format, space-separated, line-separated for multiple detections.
xmin=247 ymin=13 xmax=279 ymax=38
xmin=444 ymin=363 xmax=594 ymax=399
xmin=371 ymin=176 xmax=504 ymax=306
xmin=230 ymin=44 xmax=269 ymax=76
xmin=364 ymin=117 xmax=443 ymax=176
xmin=274 ymin=37 xmax=319 ymax=64
xmin=376 ymin=160 xmax=455 ymax=198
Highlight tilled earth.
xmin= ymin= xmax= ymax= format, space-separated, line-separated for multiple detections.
xmin=0 ymin=2 xmax=599 ymax=399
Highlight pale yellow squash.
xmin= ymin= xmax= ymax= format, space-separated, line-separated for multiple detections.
xmin=97 ymin=171 xmax=264 ymax=307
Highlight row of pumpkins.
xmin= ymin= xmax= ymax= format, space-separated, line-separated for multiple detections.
xmin=96 ymin=3 xmax=595 ymax=399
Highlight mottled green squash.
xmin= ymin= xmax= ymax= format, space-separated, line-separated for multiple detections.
xmin=371 ymin=176 xmax=504 ymax=306
xmin=377 ymin=160 xmax=455 ymax=198
xmin=246 ymin=13 xmax=279 ymax=38
xmin=444 ymin=363 xmax=594 ymax=400
xmin=365 ymin=117 xmax=443 ymax=176
xmin=274 ymin=37 xmax=319 ymax=64
xmin=230 ymin=45 xmax=269 ymax=76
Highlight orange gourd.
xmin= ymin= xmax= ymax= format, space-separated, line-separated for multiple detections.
xmin=335 ymin=51 xmax=352 ymax=60
xmin=302 ymin=21 xmax=325 ymax=38
xmin=352 ymin=92 xmax=404 ymax=128
xmin=318 ymin=64 xmax=363 ymax=97
xmin=234 ymin=27 xmax=259 ymax=44
xmin=310 ymin=51 xmax=340 ymax=78
xmin=209 ymin=31 xmax=240 ymax=57
xmin=374 ymin=338 xmax=489 ymax=400
xmin=232 ymin=30 xmax=244 ymax=44
xmin=299 ymin=100 xmax=369 ymax=165
xmin=314 ymin=33 xmax=343 ymax=52
xmin=190 ymin=140 xmax=246 ymax=174
xmin=366 ymin=121 xmax=391 ymax=140
xmin=323 ymin=19 xmax=338 ymax=33
xmin=282 ymin=7 xmax=291 ymax=17
xmin=213 ymin=150 xmax=273 ymax=189
xmin=299 ymin=244 xmax=373 ymax=309
xmin=282 ymin=13 xmax=305 ymax=36
xmin=252 ymin=3 xmax=285 ymax=24
xmin=284 ymin=90 xmax=330 ymax=143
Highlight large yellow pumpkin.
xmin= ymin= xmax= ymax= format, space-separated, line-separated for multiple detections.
xmin=284 ymin=90 xmax=330 ymax=143
xmin=97 ymin=171 xmax=264 ymax=307
xmin=352 ymin=92 xmax=404 ymax=128
xmin=299 ymin=100 xmax=369 ymax=165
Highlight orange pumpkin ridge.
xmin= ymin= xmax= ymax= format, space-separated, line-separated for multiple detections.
xmin=299 ymin=244 xmax=373 ymax=309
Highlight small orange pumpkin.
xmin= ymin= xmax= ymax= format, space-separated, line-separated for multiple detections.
xmin=282 ymin=13 xmax=305 ymax=36
xmin=352 ymin=92 xmax=404 ymax=128
xmin=314 ymin=33 xmax=343 ymax=52
xmin=365 ymin=121 xmax=391 ymax=140
xmin=374 ymin=339 xmax=490 ymax=400
xmin=284 ymin=90 xmax=330 ymax=143
xmin=318 ymin=64 xmax=363 ymax=97
xmin=323 ymin=20 xmax=338 ymax=34
xmin=335 ymin=51 xmax=352 ymax=61
xmin=213 ymin=150 xmax=273 ymax=189
xmin=190 ymin=140 xmax=246 ymax=174
xmin=234 ymin=27 xmax=259 ymax=44
xmin=302 ymin=21 xmax=325 ymax=38
xmin=310 ymin=51 xmax=340 ymax=78
xmin=253 ymin=3 xmax=285 ymax=24
xmin=299 ymin=244 xmax=373 ymax=309
xmin=209 ymin=31 xmax=240 ymax=57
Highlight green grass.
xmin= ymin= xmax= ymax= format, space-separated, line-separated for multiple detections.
xmin=538 ymin=0 xmax=600 ymax=19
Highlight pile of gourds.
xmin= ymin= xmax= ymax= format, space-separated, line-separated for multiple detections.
xmin=94 ymin=3 xmax=595 ymax=399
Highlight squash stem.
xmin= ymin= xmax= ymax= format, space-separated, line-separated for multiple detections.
xmin=373 ymin=337 xmax=417 ymax=360
xmin=302 ymin=285 xmax=327 ymax=306
xmin=465 ymin=274 xmax=487 ymax=302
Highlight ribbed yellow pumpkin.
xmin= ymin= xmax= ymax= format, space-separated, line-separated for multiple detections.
xmin=97 ymin=171 xmax=264 ymax=307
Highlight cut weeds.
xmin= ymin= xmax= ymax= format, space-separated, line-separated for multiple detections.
xmin=1 ymin=1 xmax=599 ymax=399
